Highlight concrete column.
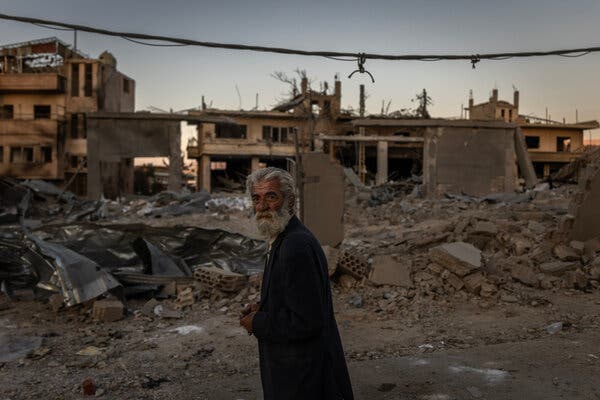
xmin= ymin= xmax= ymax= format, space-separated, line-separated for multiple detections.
xmin=376 ymin=140 xmax=388 ymax=185
xmin=251 ymin=156 xmax=260 ymax=172
xmin=543 ymin=163 xmax=550 ymax=178
xmin=167 ymin=123 xmax=182 ymax=192
xmin=200 ymin=155 xmax=211 ymax=192
xmin=86 ymin=119 xmax=102 ymax=199
xmin=329 ymin=142 xmax=336 ymax=161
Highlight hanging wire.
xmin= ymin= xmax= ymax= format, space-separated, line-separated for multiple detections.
xmin=2 ymin=13 xmax=600 ymax=72
xmin=121 ymin=36 xmax=189 ymax=47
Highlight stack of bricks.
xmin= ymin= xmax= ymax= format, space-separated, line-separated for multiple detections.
xmin=193 ymin=266 xmax=247 ymax=293
xmin=337 ymin=251 xmax=370 ymax=279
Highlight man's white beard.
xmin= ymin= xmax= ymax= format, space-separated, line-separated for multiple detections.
xmin=255 ymin=206 xmax=292 ymax=240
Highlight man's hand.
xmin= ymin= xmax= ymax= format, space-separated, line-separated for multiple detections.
xmin=240 ymin=311 xmax=256 ymax=335
xmin=240 ymin=302 xmax=260 ymax=318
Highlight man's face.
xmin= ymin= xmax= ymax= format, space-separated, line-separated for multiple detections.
xmin=251 ymin=178 xmax=291 ymax=239
xmin=251 ymin=179 xmax=285 ymax=216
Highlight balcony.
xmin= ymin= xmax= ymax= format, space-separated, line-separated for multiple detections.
xmin=0 ymin=73 xmax=67 ymax=93
xmin=187 ymin=138 xmax=297 ymax=158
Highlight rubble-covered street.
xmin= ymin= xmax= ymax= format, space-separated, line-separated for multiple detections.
xmin=2 ymin=175 xmax=600 ymax=399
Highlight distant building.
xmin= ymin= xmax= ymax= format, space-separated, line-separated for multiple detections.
xmin=468 ymin=88 xmax=599 ymax=177
xmin=0 ymin=37 xmax=135 ymax=194
xmin=186 ymin=77 xmax=348 ymax=191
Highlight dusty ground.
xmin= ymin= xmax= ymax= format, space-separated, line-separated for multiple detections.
xmin=2 ymin=187 xmax=600 ymax=399
xmin=1 ymin=286 xmax=600 ymax=399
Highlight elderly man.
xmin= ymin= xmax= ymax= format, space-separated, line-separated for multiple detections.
xmin=239 ymin=167 xmax=354 ymax=400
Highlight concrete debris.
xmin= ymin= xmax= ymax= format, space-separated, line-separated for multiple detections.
xmin=509 ymin=264 xmax=539 ymax=287
xmin=92 ymin=299 xmax=124 ymax=322
xmin=429 ymin=242 xmax=482 ymax=277
xmin=553 ymin=244 xmax=581 ymax=262
xmin=539 ymin=261 xmax=578 ymax=276
xmin=473 ymin=221 xmax=498 ymax=235
xmin=463 ymin=271 xmax=485 ymax=294
xmin=369 ymin=255 xmax=412 ymax=287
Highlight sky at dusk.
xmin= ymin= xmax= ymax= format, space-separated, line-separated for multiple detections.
xmin=1 ymin=0 xmax=600 ymax=140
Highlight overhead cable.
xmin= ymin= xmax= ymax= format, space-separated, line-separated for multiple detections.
xmin=3 ymin=13 xmax=600 ymax=68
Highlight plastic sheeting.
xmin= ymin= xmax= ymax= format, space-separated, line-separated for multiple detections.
xmin=27 ymin=234 xmax=121 ymax=307
xmin=36 ymin=223 xmax=267 ymax=276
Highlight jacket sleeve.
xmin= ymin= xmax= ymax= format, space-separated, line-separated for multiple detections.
xmin=252 ymin=235 xmax=326 ymax=343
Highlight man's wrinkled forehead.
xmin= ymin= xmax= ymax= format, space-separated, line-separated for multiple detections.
xmin=251 ymin=178 xmax=282 ymax=195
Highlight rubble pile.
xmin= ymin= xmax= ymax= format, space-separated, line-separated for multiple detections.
xmin=335 ymin=183 xmax=600 ymax=313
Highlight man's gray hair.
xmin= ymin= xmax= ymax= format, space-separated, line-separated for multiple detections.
xmin=246 ymin=167 xmax=297 ymax=213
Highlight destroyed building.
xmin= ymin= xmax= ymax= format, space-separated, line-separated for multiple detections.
xmin=468 ymin=88 xmax=599 ymax=178
xmin=0 ymin=37 xmax=135 ymax=195
xmin=186 ymin=77 xmax=354 ymax=192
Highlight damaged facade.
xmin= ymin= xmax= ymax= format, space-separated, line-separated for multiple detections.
xmin=468 ymin=88 xmax=599 ymax=178
xmin=0 ymin=37 xmax=135 ymax=195
xmin=186 ymin=77 xmax=355 ymax=192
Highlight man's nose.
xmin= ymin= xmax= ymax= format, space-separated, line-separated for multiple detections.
xmin=255 ymin=199 xmax=269 ymax=211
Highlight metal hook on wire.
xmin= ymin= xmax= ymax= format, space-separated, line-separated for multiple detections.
xmin=471 ymin=54 xmax=481 ymax=69
xmin=348 ymin=53 xmax=375 ymax=82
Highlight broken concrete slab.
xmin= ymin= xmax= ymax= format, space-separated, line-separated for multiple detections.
xmin=553 ymin=245 xmax=581 ymax=262
xmin=473 ymin=221 xmax=498 ymax=235
xmin=539 ymin=261 xmax=578 ymax=276
xmin=429 ymin=242 xmax=482 ymax=277
xmin=369 ymin=255 xmax=412 ymax=287
xmin=509 ymin=264 xmax=539 ymax=287
xmin=92 ymin=299 xmax=124 ymax=322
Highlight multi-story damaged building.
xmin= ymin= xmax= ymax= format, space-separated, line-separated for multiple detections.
xmin=0 ymin=37 xmax=135 ymax=194
xmin=468 ymin=88 xmax=599 ymax=177
xmin=187 ymin=77 xmax=355 ymax=191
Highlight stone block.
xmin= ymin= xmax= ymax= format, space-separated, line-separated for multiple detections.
xmin=553 ymin=244 xmax=581 ymax=261
xmin=473 ymin=221 xmax=498 ymax=235
xmin=369 ymin=255 xmax=412 ymax=287
xmin=92 ymin=299 xmax=124 ymax=322
xmin=429 ymin=242 xmax=482 ymax=277
xmin=539 ymin=261 xmax=578 ymax=276
xmin=509 ymin=264 xmax=539 ymax=287
xmin=463 ymin=271 xmax=485 ymax=294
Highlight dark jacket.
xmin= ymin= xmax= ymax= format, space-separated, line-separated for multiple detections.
xmin=252 ymin=216 xmax=354 ymax=400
